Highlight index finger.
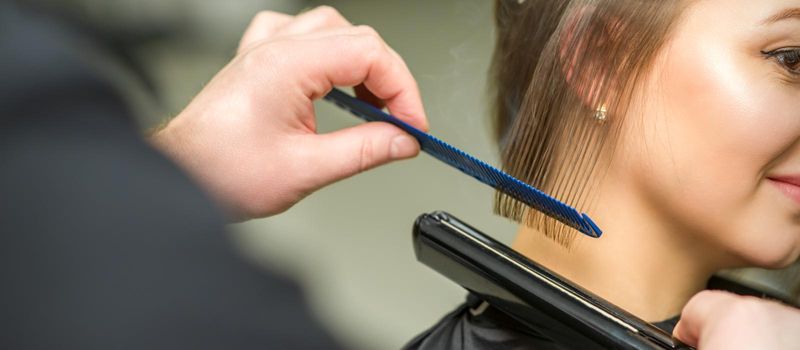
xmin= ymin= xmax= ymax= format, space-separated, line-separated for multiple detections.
xmin=274 ymin=26 xmax=429 ymax=131
xmin=238 ymin=11 xmax=293 ymax=54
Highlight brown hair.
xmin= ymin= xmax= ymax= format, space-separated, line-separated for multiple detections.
xmin=490 ymin=0 xmax=687 ymax=245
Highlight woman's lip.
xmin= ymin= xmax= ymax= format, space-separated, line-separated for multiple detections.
xmin=768 ymin=177 xmax=800 ymax=205
xmin=768 ymin=175 xmax=800 ymax=187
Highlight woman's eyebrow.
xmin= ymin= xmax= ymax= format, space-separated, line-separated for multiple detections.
xmin=762 ymin=7 xmax=800 ymax=25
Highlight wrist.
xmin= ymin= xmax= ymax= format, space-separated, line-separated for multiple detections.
xmin=149 ymin=117 xmax=211 ymax=196
xmin=149 ymin=115 xmax=252 ymax=220
xmin=149 ymin=119 xmax=187 ymax=167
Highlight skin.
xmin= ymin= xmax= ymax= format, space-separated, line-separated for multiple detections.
xmin=674 ymin=290 xmax=800 ymax=349
xmin=514 ymin=0 xmax=800 ymax=323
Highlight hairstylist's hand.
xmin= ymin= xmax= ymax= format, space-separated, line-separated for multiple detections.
xmin=152 ymin=6 xmax=428 ymax=219
xmin=672 ymin=290 xmax=800 ymax=349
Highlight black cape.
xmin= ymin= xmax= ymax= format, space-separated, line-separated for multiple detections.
xmin=403 ymin=293 xmax=678 ymax=350
xmin=402 ymin=275 xmax=786 ymax=350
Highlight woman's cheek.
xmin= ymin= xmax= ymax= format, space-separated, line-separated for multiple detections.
xmin=676 ymin=54 xmax=800 ymax=265
xmin=630 ymin=36 xmax=799 ymax=263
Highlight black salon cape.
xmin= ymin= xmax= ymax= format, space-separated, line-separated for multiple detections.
xmin=402 ymin=293 xmax=678 ymax=350
xmin=0 ymin=3 xmax=341 ymax=349
xmin=402 ymin=276 xmax=779 ymax=350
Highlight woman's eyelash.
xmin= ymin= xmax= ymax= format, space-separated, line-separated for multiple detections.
xmin=761 ymin=47 xmax=800 ymax=76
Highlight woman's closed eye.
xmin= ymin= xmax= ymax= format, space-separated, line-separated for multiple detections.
xmin=762 ymin=47 xmax=800 ymax=77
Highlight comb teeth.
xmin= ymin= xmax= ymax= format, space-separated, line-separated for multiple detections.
xmin=324 ymin=88 xmax=602 ymax=238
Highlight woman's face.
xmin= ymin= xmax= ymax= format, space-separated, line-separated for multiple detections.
xmin=623 ymin=0 xmax=800 ymax=268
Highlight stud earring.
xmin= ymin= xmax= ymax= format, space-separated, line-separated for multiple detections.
xmin=594 ymin=104 xmax=608 ymax=123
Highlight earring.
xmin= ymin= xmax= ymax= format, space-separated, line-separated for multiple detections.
xmin=594 ymin=104 xmax=608 ymax=123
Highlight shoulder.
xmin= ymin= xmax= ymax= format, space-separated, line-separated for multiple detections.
xmin=0 ymin=1 xmax=128 ymax=123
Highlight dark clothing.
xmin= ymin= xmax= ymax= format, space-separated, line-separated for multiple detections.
xmin=0 ymin=3 xmax=340 ymax=349
xmin=403 ymin=294 xmax=677 ymax=350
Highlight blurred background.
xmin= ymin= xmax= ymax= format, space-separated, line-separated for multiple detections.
xmin=22 ymin=0 xmax=799 ymax=348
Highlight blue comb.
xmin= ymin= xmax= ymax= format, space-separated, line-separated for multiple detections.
xmin=323 ymin=88 xmax=602 ymax=238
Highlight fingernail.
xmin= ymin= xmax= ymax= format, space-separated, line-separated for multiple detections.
xmin=390 ymin=134 xmax=418 ymax=159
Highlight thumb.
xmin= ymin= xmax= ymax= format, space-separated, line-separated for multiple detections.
xmin=305 ymin=122 xmax=420 ymax=186
xmin=672 ymin=319 xmax=698 ymax=348
xmin=672 ymin=290 xmax=733 ymax=348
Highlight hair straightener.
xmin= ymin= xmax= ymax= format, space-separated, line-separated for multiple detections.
xmin=413 ymin=211 xmax=691 ymax=349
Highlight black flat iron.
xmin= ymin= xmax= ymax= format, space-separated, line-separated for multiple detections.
xmin=412 ymin=211 xmax=693 ymax=350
